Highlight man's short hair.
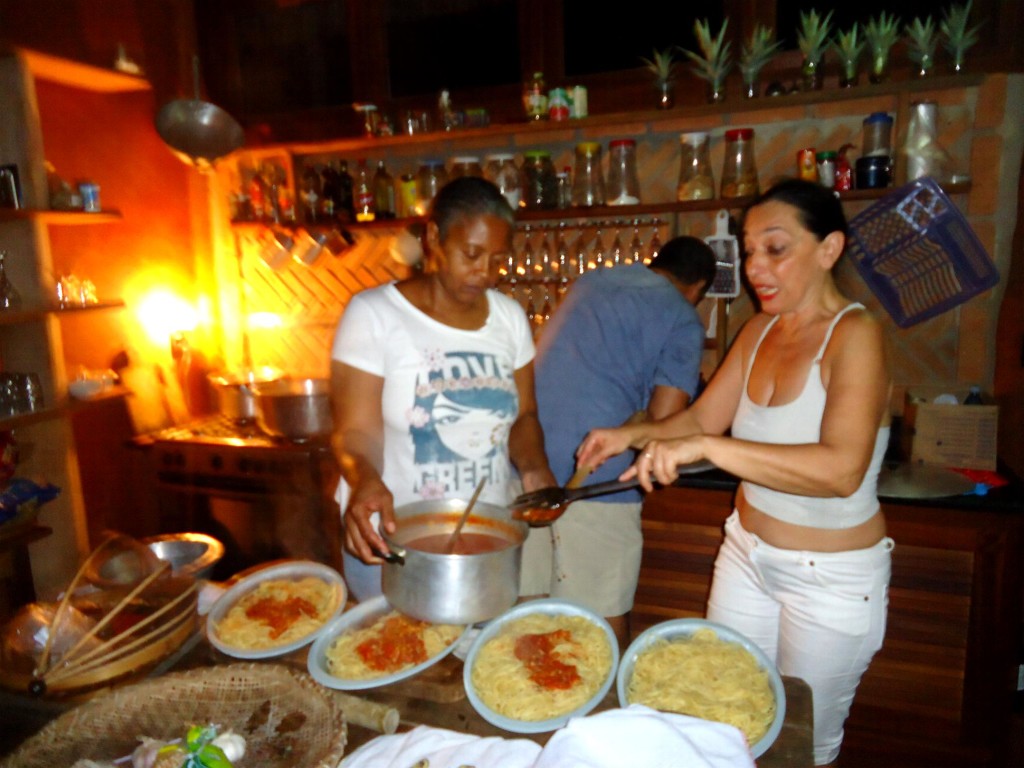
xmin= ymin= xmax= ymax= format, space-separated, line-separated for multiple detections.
xmin=648 ymin=235 xmax=717 ymax=292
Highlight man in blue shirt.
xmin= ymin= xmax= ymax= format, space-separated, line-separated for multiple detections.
xmin=522 ymin=236 xmax=716 ymax=646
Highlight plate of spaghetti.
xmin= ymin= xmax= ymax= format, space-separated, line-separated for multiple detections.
xmin=307 ymin=595 xmax=467 ymax=690
xmin=207 ymin=561 xmax=346 ymax=659
xmin=617 ymin=618 xmax=785 ymax=758
xmin=463 ymin=598 xmax=618 ymax=734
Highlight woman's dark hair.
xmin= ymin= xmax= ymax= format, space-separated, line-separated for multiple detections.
xmin=746 ymin=178 xmax=848 ymax=241
xmin=429 ymin=176 xmax=515 ymax=241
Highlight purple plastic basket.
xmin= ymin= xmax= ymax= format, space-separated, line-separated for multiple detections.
xmin=845 ymin=177 xmax=999 ymax=328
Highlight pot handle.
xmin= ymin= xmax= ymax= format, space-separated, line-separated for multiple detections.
xmin=373 ymin=546 xmax=405 ymax=565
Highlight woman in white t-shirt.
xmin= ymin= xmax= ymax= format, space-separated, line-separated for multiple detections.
xmin=330 ymin=177 xmax=555 ymax=600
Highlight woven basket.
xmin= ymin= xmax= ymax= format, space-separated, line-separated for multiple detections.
xmin=0 ymin=663 xmax=347 ymax=768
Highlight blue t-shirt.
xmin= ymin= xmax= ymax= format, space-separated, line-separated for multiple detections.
xmin=535 ymin=264 xmax=705 ymax=502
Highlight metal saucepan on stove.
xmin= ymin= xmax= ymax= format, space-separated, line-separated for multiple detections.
xmin=208 ymin=369 xmax=282 ymax=422
xmin=380 ymin=498 xmax=527 ymax=625
xmin=252 ymin=377 xmax=333 ymax=441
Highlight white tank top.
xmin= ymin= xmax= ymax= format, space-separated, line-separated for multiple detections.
xmin=731 ymin=303 xmax=889 ymax=530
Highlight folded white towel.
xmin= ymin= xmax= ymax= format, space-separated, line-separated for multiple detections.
xmin=534 ymin=704 xmax=756 ymax=768
xmin=340 ymin=724 xmax=541 ymax=768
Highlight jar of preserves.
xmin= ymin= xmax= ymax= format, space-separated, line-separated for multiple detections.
xmin=521 ymin=151 xmax=557 ymax=209
xmin=523 ymin=72 xmax=548 ymax=121
xmin=415 ymin=160 xmax=449 ymax=215
xmin=572 ymin=142 xmax=605 ymax=207
xmin=677 ymin=132 xmax=715 ymax=201
xmin=450 ymin=156 xmax=484 ymax=179
xmin=484 ymin=154 xmax=522 ymax=209
xmin=720 ymin=127 xmax=759 ymax=199
xmin=606 ymin=139 xmax=641 ymax=205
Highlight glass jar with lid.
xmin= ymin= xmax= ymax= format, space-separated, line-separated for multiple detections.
xmin=606 ymin=139 xmax=641 ymax=205
xmin=572 ymin=142 xmax=605 ymax=207
xmin=521 ymin=151 xmax=557 ymax=209
xmin=415 ymin=159 xmax=449 ymax=215
xmin=450 ymin=156 xmax=484 ymax=179
xmin=677 ymin=132 xmax=715 ymax=201
xmin=484 ymin=154 xmax=522 ymax=210
xmin=720 ymin=128 xmax=760 ymax=199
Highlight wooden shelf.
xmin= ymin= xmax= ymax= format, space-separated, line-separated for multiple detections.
xmin=230 ymin=181 xmax=972 ymax=232
xmin=0 ymin=386 xmax=130 ymax=431
xmin=0 ymin=300 xmax=126 ymax=326
xmin=0 ymin=208 xmax=122 ymax=224
xmin=9 ymin=47 xmax=150 ymax=93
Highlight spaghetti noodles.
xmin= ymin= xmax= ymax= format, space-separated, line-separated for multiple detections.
xmin=470 ymin=612 xmax=612 ymax=721
xmin=324 ymin=611 xmax=462 ymax=680
xmin=214 ymin=577 xmax=340 ymax=649
xmin=625 ymin=628 xmax=776 ymax=745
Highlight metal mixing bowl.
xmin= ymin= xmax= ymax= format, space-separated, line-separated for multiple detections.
xmin=142 ymin=533 xmax=224 ymax=580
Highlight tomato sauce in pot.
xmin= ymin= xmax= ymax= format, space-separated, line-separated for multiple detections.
xmin=405 ymin=531 xmax=511 ymax=555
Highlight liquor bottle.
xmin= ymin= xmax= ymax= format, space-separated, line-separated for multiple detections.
xmin=300 ymin=163 xmax=322 ymax=224
xmin=373 ymin=160 xmax=395 ymax=219
xmin=354 ymin=159 xmax=375 ymax=222
xmin=337 ymin=160 xmax=354 ymax=223
xmin=319 ymin=161 xmax=339 ymax=221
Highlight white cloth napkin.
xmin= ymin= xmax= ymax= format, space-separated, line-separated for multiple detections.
xmin=533 ymin=704 xmax=756 ymax=768
xmin=339 ymin=706 xmax=755 ymax=768
xmin=339 ymin=724 xmax=541 ymax=768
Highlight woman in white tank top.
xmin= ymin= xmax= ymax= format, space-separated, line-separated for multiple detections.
xmin=578 ymin=179 xmax=893 ymax=767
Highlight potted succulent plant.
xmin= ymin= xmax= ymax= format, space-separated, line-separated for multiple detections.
xmin=680 ymin=18 xmax=733 ymax=104
xmin=739 ymin=25 xmax=783 ymax=98
xmin=640 ymin=47 xmax=678 ymax=109
xmin=797 ymin=9 xmax=834 ymax=91
xmin=864 ymin=11 xmax=901 ymax=83
xmin=832 ymin=23 xmax=866 ymax=88
xmin=941 ymin=0 xmax=984 ymax=73
xmin=906 ymin=16 xmax=939 ymax=78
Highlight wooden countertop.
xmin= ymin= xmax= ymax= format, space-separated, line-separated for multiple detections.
xmin=1 ymin=628 xmax=814 ymax=766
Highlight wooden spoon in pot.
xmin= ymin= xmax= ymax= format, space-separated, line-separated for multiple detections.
xmin=445 ymin=477 xmax=488 ymax=554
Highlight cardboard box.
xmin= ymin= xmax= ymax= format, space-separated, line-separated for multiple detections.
xmin=901 ymin=387 xmax=998 ymax=470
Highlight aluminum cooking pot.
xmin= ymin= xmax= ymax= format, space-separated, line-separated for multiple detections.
xmin=381 ymin=498 xmax=528 ymax=625
xmin=253 ymin=377 xmax=333 ymax=441
xmin=208 ymin=369 xmax=281 ymax=422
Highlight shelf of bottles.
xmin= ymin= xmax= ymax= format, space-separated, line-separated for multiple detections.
xmin=502 ymin=216 xmax=667 ymax=337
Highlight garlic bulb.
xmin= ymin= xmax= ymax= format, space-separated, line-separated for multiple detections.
xmin=211 ymin=731 xmax=246 ymax=762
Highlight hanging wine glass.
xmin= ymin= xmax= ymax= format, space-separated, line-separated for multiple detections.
xmin=646 ymin=218 xmax=662 ymax=264
xmin=589 ymin=228 xmax=605 ymax=271
xmin=524 ymin=283 xmax=537 ymax=330
xmin=608 ymin=225 xmax=625 ymax=267
xmin=629 ymin=219 xmax=644 ymax=265
xmin=555 ymin=222 xmax=571 ymax=298
xmin=572 ymin=227 xmax=588 ymax=278
xmin=519 ymin=224 xmax=533 ymax=279
xmin=539 ymin=284 xmax=553 ymax=331
xmin=537 ymin=225 xmax=552 ymax=283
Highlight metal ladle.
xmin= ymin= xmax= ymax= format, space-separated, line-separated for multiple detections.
xmin=155 ymin=55 xmax=244 ymax=173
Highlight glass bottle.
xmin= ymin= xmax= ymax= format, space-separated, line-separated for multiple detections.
xmin=523 ymin=71 xmax=548 ymax=121
xmin=450 ymin=156 xmax=484 ymax=179
xmin=484 ymin=154 xmax=522 ymax=210
xmin=373 ymin=160 xmax=395 ymax=219
xmin=354 ymin=159 xmax=375 ymax=222
xmin=0 ymin=250 xmax=21 ymax=310
xmin=319 ymin=161 xmax=339 ymax=221
xmin=720 ymin=128 xmax=760 ymax=199
xmin=606 ymin=139 xmax=641 ymax=205
xmin=521 ymin=151 xmax=557 ymax=209
xmin=415 ymin=160 xmax=449 ymax=215
xmin=572 ymin=142 xmax=605 ymax=207
xmin=337 ymin=160 xmax=355 ymax=222
xmin=677 ymin=132 xmax=715 ymax=201
xmin=300 ymin=163 xmax=322 ymax=224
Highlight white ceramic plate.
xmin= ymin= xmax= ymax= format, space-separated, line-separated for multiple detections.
xmin=206 ymin=560 xmax=346 ymax=659
xmin=617 ymin=618 xmax=786 ymax=758
xmin=462 ymin=598 xmax=619 ymax=734
xmin=307 ymin=595 xmax=467 ymax=691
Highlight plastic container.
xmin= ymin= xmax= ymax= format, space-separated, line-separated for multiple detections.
xmin=606 ymin=139 xmax=641 ymax=205
xmin=855 ymin=156 xmax=892 ymax=189
xmin=816 ymin=151 xmax=837 ymax=188
xmin=862 ymin=112 xmax=894 ymax=157
xmin=677 ymin=132 xmax=715 ymax=201
xmin=903 ymin=100 xmax=951 ymax=184
xmin=484 ymin=154 xmax=522 ymax=209
xmin=521 ymin=151 xmax=557 ymax=209
xmin=720 ymin=128 xmax=759 ymax=199
xmin=572 ymin=141 xmax=605 ymax=207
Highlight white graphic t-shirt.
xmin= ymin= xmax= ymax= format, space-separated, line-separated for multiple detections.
xmin=332 ymin=282 xmax=535 ymax=515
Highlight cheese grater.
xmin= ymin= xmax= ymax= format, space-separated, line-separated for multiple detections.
xmin=704 ymin=209 xmax=741 ymax=298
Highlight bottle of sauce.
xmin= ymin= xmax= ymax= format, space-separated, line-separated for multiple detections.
xmin=373 ymin=160 xmax=395 ymax=219
xmin=319 ymin=161 xmax=339 ymax=221
xmin=337 ymin=160 xmax=355 ymax=222
xmin=523 ymin=72 xmax=548 ymax=121
xmin=354 ymin=159 xmax=375 ymax=222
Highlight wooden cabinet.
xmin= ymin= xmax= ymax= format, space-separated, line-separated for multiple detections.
xmin=637 ymin=477 xmax=1023 ymax=768
xmin=0 ymin=48 xmax=146 ymax=605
